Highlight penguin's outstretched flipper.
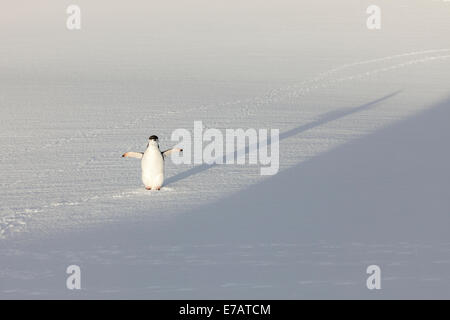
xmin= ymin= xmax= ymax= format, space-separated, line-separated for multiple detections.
xmin=122 ymin=152 xmax=144 ymax=159
xmin=162 ymin=148 xmax=183 ymax=157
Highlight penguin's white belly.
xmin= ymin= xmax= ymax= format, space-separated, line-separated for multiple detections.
xmin=141 ymin=148 xmax=164 ymax=189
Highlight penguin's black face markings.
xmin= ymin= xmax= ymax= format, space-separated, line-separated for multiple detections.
xmin=148 ymin=135 xmax=160 ymax=149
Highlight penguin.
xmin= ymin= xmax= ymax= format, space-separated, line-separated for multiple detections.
xmin=122 ymin=135 xmax=183 ymax=190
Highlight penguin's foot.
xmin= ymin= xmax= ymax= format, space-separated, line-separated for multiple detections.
xmin=145 ymin=186 xmax=152 ymax=190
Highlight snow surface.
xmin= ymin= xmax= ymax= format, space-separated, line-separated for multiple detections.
xmin=1 ymin=0 xmax=450 ymax=298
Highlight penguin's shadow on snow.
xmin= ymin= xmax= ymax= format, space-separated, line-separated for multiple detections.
xmin=165 ymin=91 xmax=401 ymax=186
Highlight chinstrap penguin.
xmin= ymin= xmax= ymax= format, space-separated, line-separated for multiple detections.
xmin=122 ymin=135 xmax=183 ymax=190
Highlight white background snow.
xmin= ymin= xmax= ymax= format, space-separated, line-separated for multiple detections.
xmin=1 ymin=0 xmax=450 ymax=298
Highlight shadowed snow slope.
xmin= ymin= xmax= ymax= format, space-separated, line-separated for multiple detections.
xmin=160 ymin=97 xmax=450 ymax=246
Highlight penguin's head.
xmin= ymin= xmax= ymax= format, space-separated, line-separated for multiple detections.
xmin=147 ymin=135 xmax=159 ymax=147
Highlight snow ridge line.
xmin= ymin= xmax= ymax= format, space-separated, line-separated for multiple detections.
xmin=194 ymin=49 xmax=450 ymax=125
xmin=282 ymin=54 xmax=450 ymax=100
xmin=215 ymin=52 xmax=450 ymax=127
xmin=12 ymin=49 xmax=450 ymax=157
